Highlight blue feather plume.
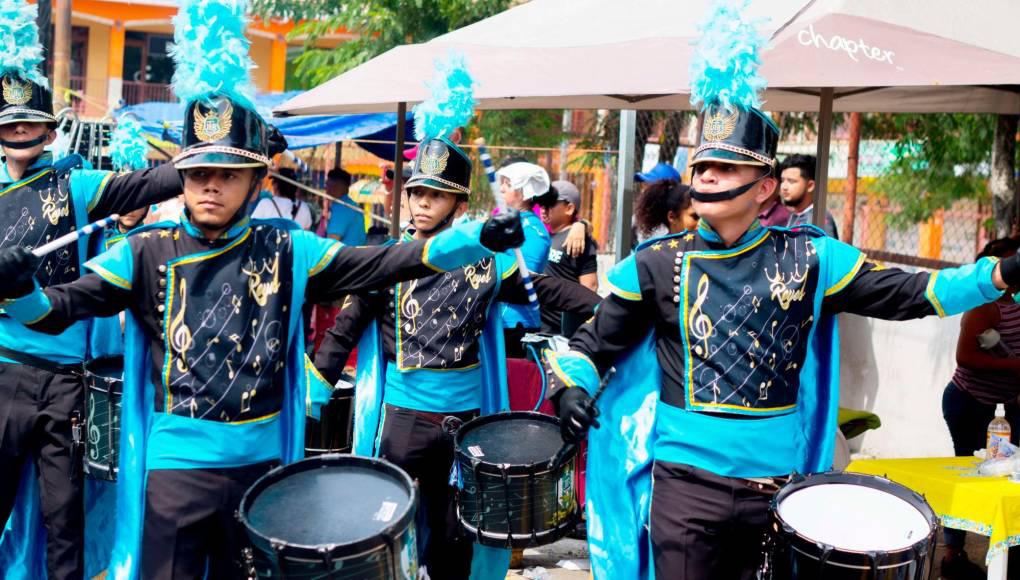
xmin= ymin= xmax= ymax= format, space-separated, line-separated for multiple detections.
xmin=413 ymin=51 xmax=477 ymax=141
xmin=0 ymin=0 xmax=47 ymax=87
xmin=169 ymin=0 xmax=256 ymax=110
xmin=110 ymin=116 xmax=149 ymax=172
xmin=689 ymin=0 xmax=768 ymax=112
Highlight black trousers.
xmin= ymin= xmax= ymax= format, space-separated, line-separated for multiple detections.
xmin=378 ymin=404 xmax=478 ymax=580
xmin=141 ymin=461 xmax=276 ymax=580
xmin=0 ymin=362 xmax=84 ymax=580
xmin=650 ymin=461 xmax=772 ymax=580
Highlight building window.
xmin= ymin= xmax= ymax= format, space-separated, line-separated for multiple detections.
xmin=123 ymin=31 xmax=174 ymax=84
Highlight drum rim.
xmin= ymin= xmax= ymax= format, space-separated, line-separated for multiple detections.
xmin=454 ymin=411 xmax=566 ymax=475
xmin=238 ymin=454 xmax=419 ymax=559
xmin=459 ymin=507 xmax=579 ymax=549
xmin=769 ymin=472 xmax=937 ymax=567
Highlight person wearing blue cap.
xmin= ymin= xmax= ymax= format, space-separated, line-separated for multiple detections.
xmin=538 ymin=2 xmax=1020 ymax=578
xmin=634 ymin=161 xmax=682 ymax=184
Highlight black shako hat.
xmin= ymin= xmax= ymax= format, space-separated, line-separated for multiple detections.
xmin=691 ymin=104 xmax=779 ymax=169
xmin=173 ymin=96 xmax=274 ymax=169
xmin=0 ymin=73 xmax=55 ymax=126
xmin=405 ymin=136 xmax=471 ymax=196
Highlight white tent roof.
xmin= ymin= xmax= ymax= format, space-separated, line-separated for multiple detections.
xmin=277 ymin=0 xmax=1020 ymax=116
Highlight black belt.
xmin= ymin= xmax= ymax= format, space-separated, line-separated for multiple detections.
xmin=739 ymin=475 xmax=793 ymax=495
xmin=0 ymin=344 xmax=83 ymax=376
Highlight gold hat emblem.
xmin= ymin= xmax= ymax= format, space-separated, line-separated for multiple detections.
xmin=2 ymin=77 xmax=33 ymax=106
xmin=419 ymin=144 xmax=449 ymax=176
xmin=193 ymin=100 xmax=233 ymax=142
xmin=703 ymin=108 xmax=740 ymax=142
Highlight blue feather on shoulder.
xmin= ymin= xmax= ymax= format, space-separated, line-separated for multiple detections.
xmin=689 ymin=0 xmax=768 ymax=112
xmin=110 ymin=115 xmax=149 ymax=172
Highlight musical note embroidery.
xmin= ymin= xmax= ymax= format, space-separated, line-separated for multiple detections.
xmin=169 ymin=278 xmax=194 ymax=374
xmin=688 ymin=274 xmax=714 ymax=357
xmin=87 ymin=394 xmax=100 ymax=460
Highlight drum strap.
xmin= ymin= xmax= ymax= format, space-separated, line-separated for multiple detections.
xmin=0 ymin=344 xmax=83 ymax=376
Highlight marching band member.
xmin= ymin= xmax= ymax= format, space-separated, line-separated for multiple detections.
xmin=0 ymin=2 xmax=185 ymax=575
xmin=0 ymin=1 xmax=524 ymax=577
xmin=543 ymin=3 xmax=1019 ymax=578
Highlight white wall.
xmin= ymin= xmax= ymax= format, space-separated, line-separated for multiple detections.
xmin=838 ymin=313 xmax=961 ymax=458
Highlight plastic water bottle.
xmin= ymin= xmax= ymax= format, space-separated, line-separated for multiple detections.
xmin=987 ymin=404 xmax=1012 ymax=458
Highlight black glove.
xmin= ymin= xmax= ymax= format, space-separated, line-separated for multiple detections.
xmin=480 ymin=209 xmax=525 ymax=253
xmin=557 ymin=387 xmax=600 ymax=444
xmin=0 ymin=247 xmax=40 ymax=300
xmin=266 ymin=125 xmax=289 ymax=158
xmin=999 ymin=253 xmax=1020 ymax=289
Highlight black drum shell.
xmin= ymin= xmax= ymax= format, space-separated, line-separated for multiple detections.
xmin=83 ymin=357 xmax=123 ymax=481
xmin=454 ymin=412 xmax=579 ymax=549
xmin=304 ymin=390 xmax=353 ymax=456
xmin=238 ymin=454 xmax=419 ymax=580
xmin=767 ymin=472 xmax=937 ymax=580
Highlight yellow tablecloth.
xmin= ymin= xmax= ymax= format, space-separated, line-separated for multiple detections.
xmin=847 ymin=457 xmax=1020 ymax=564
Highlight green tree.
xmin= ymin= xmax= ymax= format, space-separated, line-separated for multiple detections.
xmin=252 ymin=0 xmax=514 ymax=87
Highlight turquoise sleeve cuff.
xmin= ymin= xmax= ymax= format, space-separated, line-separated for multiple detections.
xmin=304 ymin=354 xmax=334 ymax=420
xmin=605 ymin=254 xmax=641 ymax=301
xmin=544 ymin=350 xmax=600 ymax=395
xmin=5 ymin=285 xmax=52 ymax=325
xmin=927 ymin=256 xmax=1004 ymax=317
xmin=423 ymin=220 xmax=492 ymax=272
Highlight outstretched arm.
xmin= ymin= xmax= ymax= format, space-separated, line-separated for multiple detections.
xmin=82 ymin=163 xmax=183 ymax=221
xmin=496 ymin=272 xmax=601 ymax=318
xmin=305 ymin=214 xmax=523 ymax=302
xmin=4 ymin=272 xmax=132 ymax=335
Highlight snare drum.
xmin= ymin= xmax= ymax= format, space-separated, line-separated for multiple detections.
xmin=454 ymin=412 xmax=579 ymax=549
xmin=766 ymin=472 xmax=937 ymax=579
xmin=83 ymin=357 xmax=123 ymax=481
xmin=305 ymin=390 xmax=354 ymax=456
xmin=238 ymin=454 xmax=419 ymax=579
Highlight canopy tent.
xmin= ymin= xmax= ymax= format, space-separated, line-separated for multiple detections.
xmin=120 ymin=91 xmax=414 ymax=158
xmin=275 ymin=0 xmax=1020 ymax=116
xmin=275 ymin=0 xmax=1020 ymax=253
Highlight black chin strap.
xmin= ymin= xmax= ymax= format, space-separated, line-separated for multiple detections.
xmin=690 ymin=172 xmax=770 ymax=203
xmin=0 ymin=134 xmax=49 ymax=150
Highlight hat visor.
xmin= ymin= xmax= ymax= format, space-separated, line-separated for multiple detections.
xmin=0 ymin=111 xmax=57 ymax=126
xmin=174 ymin=150 xmax=266 ymax=170
xmin=403 ymin=176 xmax=468 ymax=195
xmin=690 ymin=147 xmax=768 ymax=167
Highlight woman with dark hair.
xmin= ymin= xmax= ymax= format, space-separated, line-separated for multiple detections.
xmin=940 ymin=236 xmax=1020 ymax=578
xmin=634 ymin=179 xmax=698 ymax=241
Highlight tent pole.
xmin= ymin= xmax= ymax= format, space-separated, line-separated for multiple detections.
xmin=813 ymin=88 xmax=834 ymax=230
xmin=614 ymin=109 xmax=637 ymax=261
xmin=391 ymin=102 xmax=407 ymax=239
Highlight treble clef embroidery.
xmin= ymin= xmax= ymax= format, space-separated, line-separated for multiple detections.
xmin=688 ymin=274 xmax=714 ymax=357
xmin=87 ymin=393 xmax=100 ymax=460
xmin=169 ymin=278 xmax=194 ymax=374
xmin=400 ymin=279 xmax=421 ymax=336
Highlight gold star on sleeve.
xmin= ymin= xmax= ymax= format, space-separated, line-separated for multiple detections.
xmin=668 ymin=239 xmax=680 ymax=249
xmin=158 ymin=230 xmax=171 ymax=238
xmin=139 ymin=231 xmax=153 ymax=239
xmin=651 ymin=242 xmax=663 ymax=251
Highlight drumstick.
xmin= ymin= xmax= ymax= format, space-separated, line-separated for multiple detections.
xmin=31 ymin=214 xmax=120 ymax=257
xmin=548 ymin=367 xmax=616 ymax=469
xmin=475 ymin=137 xmax=539 ymax=309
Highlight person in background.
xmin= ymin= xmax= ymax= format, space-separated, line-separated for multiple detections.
xmin=251 ymin=167 xmax=313 ymax=230
xmin=757 ymin=172 xmax=790 ymax=227
xmin=780 ymin=153 xmax=838 ymax=238
xmin=496 ymin=161 xmax=552 ymax=355
xmin=941 ymin=237 xmax=1020 ymax=579
xmin=537 ymin=180 xmax=600 ymax=334
xmin=323 ymin=168 xmax=367 ymax=245
xmin=633 ymin=179 xmax=698 ymax=240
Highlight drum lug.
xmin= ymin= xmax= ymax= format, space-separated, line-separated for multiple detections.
xmin=241 ymin=547 xmax=256 ymax=580
xmin=867 ymin=550 xmax=880 ymax=577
